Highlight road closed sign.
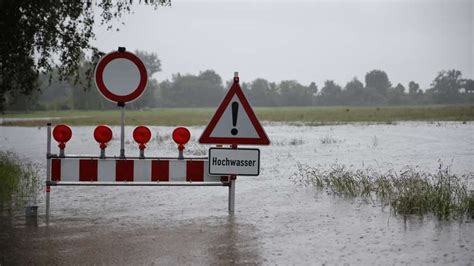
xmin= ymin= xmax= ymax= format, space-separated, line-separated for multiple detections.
xmin=95 ymin=49 xmax=148 ymax=103
xmin=209 ymin=148 xmax=260 ymax=176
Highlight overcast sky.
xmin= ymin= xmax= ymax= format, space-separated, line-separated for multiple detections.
xmin=93 ymin=0 xmax=473 ymax=89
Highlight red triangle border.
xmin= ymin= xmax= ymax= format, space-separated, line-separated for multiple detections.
xmin=199 ymin=80 xmax=270 ymax=145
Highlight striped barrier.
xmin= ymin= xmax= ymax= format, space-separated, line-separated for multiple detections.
xmin=49 ymin=158 xmax=228 ymax=183
xmin=45 ymin=123 xmax=235 ymax=223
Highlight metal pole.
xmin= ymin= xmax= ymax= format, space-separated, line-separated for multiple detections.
xmin=118 ymin=46 xmax=126 ymax=159
xmin=119 ymin=103 xmax=125 ymax=159
xmin=228 ymin=176 xmax=235 ymax=213
xmin=46 ymin=123 xmax=52 ymax=224
xmin=228 ymin=143 xmax=237 ymax=213
xmin=228 ymin=73 xmax=240 ymax=213
xmin=59 ymin=147 xmax=65 ymax=157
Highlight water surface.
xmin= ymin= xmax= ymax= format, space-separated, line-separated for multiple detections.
xmin=0 ymin=122 xmax=473 ymax=264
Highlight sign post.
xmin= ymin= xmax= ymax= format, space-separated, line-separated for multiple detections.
xmin=199 ymin=72 xmax=270 ymax=212
xmin=119 ymin=102 xmax=125 ymax=158
xmin=229 ymin=144 xmax=237 ymax=213
xmin=94 ymin=47 xmax=148 ymax=158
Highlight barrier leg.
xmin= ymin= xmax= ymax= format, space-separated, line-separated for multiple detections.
xmin=46 ymin=123 xmax=51 ymax=224
xmin=46 ymin=187 xmax=50 ymax=224
xmin=228 ymin=177 xmax=235 ymax=213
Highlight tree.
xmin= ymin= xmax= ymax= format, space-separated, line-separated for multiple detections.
xmin=430 ymin=70 xmax=462 ymax=94
xmin=277 ymin=80 xmax=313 ymax=106
xmin=408 ymin=81 xmax=420 ymax=95
xmin=345 ymin=78 xmax=364 ymax=94
xmin=248 ymin=79 xmax=272 ymax=106
xmin=429 ymin=69 xmax=463 ymax=103
xmin=128 ymin=50 xmax=162 ymax=109
xmin=157 ymin=70 xmax=224 ymax=107
xmin=0 ymin=0 xmax=170 ymax=111
xmin=320 ymin=80 xmax=342 ymax=96
xmin=309 ymin=82 xmax=318 ymax=96
xmin=343 ymin=78 xmax=365 ymax=105
xmin=318 ymin=80 xmax=342 ymax=105
xmin=463 ymin=79 xmax=474 ymax=94
xmin=386 ymin=83 xmax=406 ymax=104
xmin=365 ymin=70 xmax=391 ymax=95
xmin=37 ymin=72 xmax=72 ymax=110
xmin=70 ymin=55 xmax=111 ymax=110
xmin=135 ymin=50 xmax=162 ymax=78
xmin=393 ymin=83 xmax=405 ymax=94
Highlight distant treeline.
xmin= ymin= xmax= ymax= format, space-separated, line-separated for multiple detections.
xmin=4 ymin=51 xmax=474 ymax=111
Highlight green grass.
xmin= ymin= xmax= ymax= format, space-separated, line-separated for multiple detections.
xmin=0 ymin=151 xmax=41 ymax=213
xmin=292 ymin=163 xmax=474 ymax=220
xmin=1 ymin=105 xmax=473 ymax=126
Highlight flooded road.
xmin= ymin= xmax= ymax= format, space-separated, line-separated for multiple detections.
xmin=1 ymin=122 xmax=473 ymax=264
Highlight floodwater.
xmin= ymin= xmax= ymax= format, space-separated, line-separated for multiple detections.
xmin=0 ymin=122 xmax=473 ymax=264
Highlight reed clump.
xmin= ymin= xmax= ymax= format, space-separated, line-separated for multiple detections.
xmin=0 ymin=151 xmax=41 ymax=213
xmin=292 ymin=163 xmax=474 ymax=220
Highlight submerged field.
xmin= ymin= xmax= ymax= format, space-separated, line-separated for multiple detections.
xmin=0 ymin=120 xmax=473 ymax=263
xmin=1 ymin=105 xmax=473 ymax=126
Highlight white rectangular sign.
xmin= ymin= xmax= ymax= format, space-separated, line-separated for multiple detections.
xmin=209 ymin=148 xmax=260 ymax=176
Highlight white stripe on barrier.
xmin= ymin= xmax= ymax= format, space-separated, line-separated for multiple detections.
xmin=98 ymin=160 xmax=115 ymax=182
xmin=169 ymin=160 xmax=186 ymax=181
xmin=134 ymin=160 xmax=151 ymax=182
xmin=62 ymin=159 xmax=79 ymax=181
xmin=50 ymin=158 xmax=225 ymax=183
xmin=203 ymin=161 xmax=223 ymax=182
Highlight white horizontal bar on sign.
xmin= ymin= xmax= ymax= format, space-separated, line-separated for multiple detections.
xmin=208 ymin=148 xmax=260 ymax=176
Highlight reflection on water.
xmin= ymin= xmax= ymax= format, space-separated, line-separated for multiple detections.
xmin=207 ymin=215 xmax=262 ymax=264
xmin=0 ymin=122 xmax=473 ymax=264
xmin=0 ymin=214 xmax=261 ymax=264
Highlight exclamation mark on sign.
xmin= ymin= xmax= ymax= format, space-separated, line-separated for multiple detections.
xmin=231 ymin=101 xmax=239 ymax=135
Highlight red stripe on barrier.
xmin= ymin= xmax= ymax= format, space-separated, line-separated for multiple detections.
xmin=151 ymin=160 xmax=169 ymax=181
xmin=186 ymin=161 xmax=204 ymax=182
xmin=79 ymin=160 xmax=98 ymax=181
xmin=51 ymin=159 xmax=61 ymax=181
xmin=116 ymin=160 xmax=134 ymax=181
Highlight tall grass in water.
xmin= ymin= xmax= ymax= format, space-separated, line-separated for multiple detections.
xmin=292 ymin=163 xmax=474 ymax=220
xmin=0 ymin=151 xmax=41 ymax=214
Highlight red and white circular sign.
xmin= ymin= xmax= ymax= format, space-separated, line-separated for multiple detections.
xmin=94 ymin=51 xmax=148 ymax=103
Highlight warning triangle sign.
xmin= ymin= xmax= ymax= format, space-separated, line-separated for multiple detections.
xmin=199 ymin=76 xmax=270 ymax=145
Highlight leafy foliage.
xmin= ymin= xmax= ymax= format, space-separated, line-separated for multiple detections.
xmin=158 ymin=70 xmax=225 ymax=107
xmin=0 ymin=0 xmax=170 ymax=111
xmin=408 ymin=81 xmax=420 ymax=95
xmin=25 ymin=50 xmax=161 ymax=111
xmin=428 ymin=69 xmax=464 ymax=103
xmin=365 ymin=70 xmax=392 ymax=95
xmin=3 ymin=65 xmax=474 ymax=110
xmin=318 ymin=80 xmax=343 ymax=105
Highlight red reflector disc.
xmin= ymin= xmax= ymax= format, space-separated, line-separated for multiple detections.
xmin=94 ymin=125 xmax=113 ymax=144
xmin=172 ymin=127 xmax=190 ymax=145
xmin=52 ymin=124 xmax=72 ymax=143
xmin=133 ymin=126 xmax=152 ymax=144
